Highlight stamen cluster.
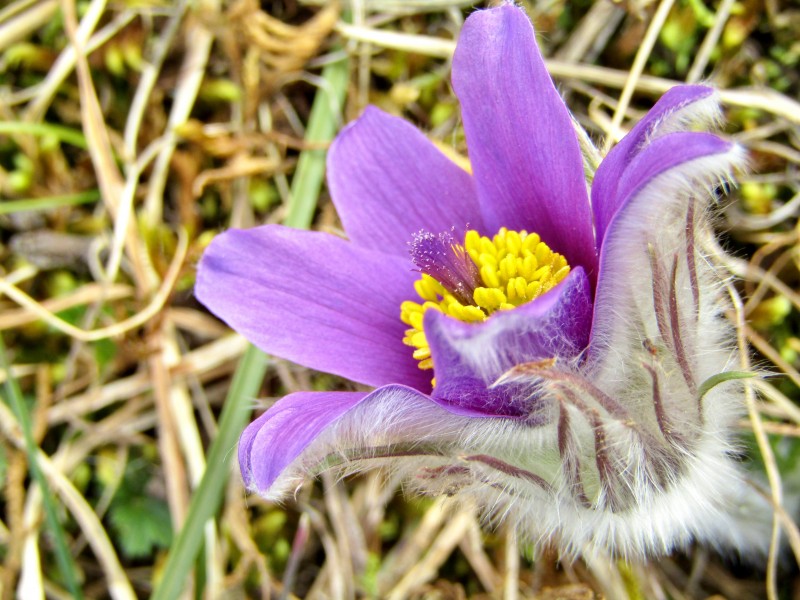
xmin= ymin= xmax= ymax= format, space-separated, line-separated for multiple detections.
xmin=401 ymin=227 xmax=570 ymax=375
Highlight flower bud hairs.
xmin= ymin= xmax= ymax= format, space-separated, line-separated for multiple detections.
xmin=198 ymin=1 xmax=773 ymax=572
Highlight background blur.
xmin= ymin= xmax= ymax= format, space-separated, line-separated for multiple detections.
xmin=1 ymin=0 xmax=799 ymax=598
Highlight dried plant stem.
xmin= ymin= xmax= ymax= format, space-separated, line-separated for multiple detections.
xmin=377 ymin=497 xmax=449 ymax=593
xmin=747 ymin=324 xmax=800 ymax=391
xmin=504 ymin=526 xmax=520 ymax=600
xmin=321 ymin=474 xmax=366 ymax=586
xmin=2 ymin=445 xmax=26 ymax=600
xmin=605 ymin=0 xmax=676 ymax=149
xmin=161 ymin=319 xmax=224 ymax=596
xmin=0 ymin=230 xmax=187 ymax=342
xmin=22 ymin=5 xmax=135 ymax=116
xmin=123 ymin=1 xmax=188 ymax=159
xmin=728 ymin=284 xmax=781 ymax=600
xmin=686 ymin=0 xmax=736 ymax=83
xmin=335 ymin=23 xmax=800 ymax=125
xmin=460 ymin=520 xmax=500 ymax=593
xmin=37 ymin=458 xmax=136 ymax=600
xmin=60 ymin=0 xmax=157 ymax=294
xmin=0 ymin=337 xmax=84 ymax=599
xmin=59 ymin=0 xmax=119 ymax=206
xmin=143 ymin=0 xmax=217 ymax=228
xmin=387 ymin=509 xmax=473 ymax=600
xmin=103 ymin=134 xmax=171 ymax=294
xmin=352 ymin=0 xmax=371 ymax=111
xmin=305 ymin=507 xmax=349 ymax=600
xmin=555 ymin=1 xmax=622 ymax=63
xmin=0 ymin=283 xmax=132 ymax=331
xmin=150 ymin=345 xmax=269 ymax=600
xmin=0 ymin=398 xmax=136 ymax=600
xmin=18 ymin=487 xmax=44 ymax=599
xmin=149 ymin=328 xmax=190 ymax=529
xmin=754 ymin=380 xmax=800 ymax=425
xmin=0 ymin=0 xmax=57 ymax=51
xmin=716 ymin=248 xmax=800 ymax=313
xmin=752 ymin=483 xmax=800 ymax=566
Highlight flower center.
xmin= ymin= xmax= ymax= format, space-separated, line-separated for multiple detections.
xmin=400 ymin=227 xmax=571 ymax=379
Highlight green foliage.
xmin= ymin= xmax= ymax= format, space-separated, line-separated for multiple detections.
xmin=359 ymin=552 xmax=381 ymax=598
xmin=92 ymin=337 xmax=118 ymax=374
xmin=109 ymin=496 xmax=173 ymax=559
xmin=250 ymin=179 xmax=279 ymax=213
xmin=103 ymin=454 xmax=173 ymax=559
xmin=697 ymin=371 xmax=755 ymax=400
xmin=659 ymin=4 xmax=699 ymax=74
xmin=0 ymin=444 xmax=7 ymax=492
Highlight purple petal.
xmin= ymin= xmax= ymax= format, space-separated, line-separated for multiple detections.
xmin=240 ymin=385 xmax=481 ymax=497
xmin=593 ymin=86 xmax=719 ymax=250
xmin=610 ymin=132 xmax=735 ymax=221
xmin=196 ymin=225 xmax=430 ymax=391
xmin=426 ymin=268 xmax=593 ymax=419
xmin=451 ymin=5 xmax=595 ymax=275
xmin=327 ymin=106 xmax=483 ymax=255
xmin=241 ymin=391 xmax=367 ymax=493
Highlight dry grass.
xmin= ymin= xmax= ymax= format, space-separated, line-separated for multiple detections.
xmin=1 ymin=0 xmax=799 ymax=598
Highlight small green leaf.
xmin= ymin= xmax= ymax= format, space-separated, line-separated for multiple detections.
xmin=109 ymin=496 xmax=173 ymax=559
xmin=698 ymin=371 xmax=756 ymax=400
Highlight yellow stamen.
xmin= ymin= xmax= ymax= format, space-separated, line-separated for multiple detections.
xmin=401 ymin=227 xmax=571 ymax=382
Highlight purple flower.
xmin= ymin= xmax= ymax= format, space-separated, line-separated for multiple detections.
xmin=197 ymin=5 xmax=766 ymax=558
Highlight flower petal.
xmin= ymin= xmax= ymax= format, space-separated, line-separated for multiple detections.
xmin=426 ymin=267 xmax=593 ymax=419
xmin=592 ymin=85 xmax=720 ymax=250
xmin=451 ymin=5 xmax=595 ymax=273
xmin=241 ymin=385 xmax=482 ymax=498
xmin=610 ymin=132 xmax=736 ymax=223
xmin=196 ymin=225 xmax=430 ymax=390
xmin=241 ymin=391 xmax=367 ymax=493
xmin=327 ymin=106 xmax=482 ymax=255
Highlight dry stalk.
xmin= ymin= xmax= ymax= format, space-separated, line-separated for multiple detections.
xmin=386 ymin=509 xmax=473 ymax=600
xmin=605 ymin=0 xmax=676 ymax=149
xmin=686 ymin=0 xmax=737 ymax=82
xmin=0 ymin=284 xmax=133 ymax=332
xmin=147 ymin=325 xmax=190 ymax=530
xmin=376 ymin=496 xmax=448 ymax=593
xmin=0 ymin=0 xmax=58 ymax=50
xmin=728 ymin=284 xmax=782 ymax=600
xmin=0 ymin=230 xmax=187 ymax=342
xmin=459 ymin=519 xmax=500 ymax=594
xmin=227 ymin=0 xmax=338 ymax=76
xmin=503 ymin=526 xmax=520 ymax=600
xmin=0 ymin=400 xmax=137 ymax=600
xmin=335 ymin=23 xmax=800 ymax=125
xmin=142 ymin=0 xmax=219 ymax=227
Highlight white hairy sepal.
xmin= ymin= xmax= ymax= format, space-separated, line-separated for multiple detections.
xmin=260 ymin=142 xmax=769 ymax=561
xmin=643 ymin=89 xmax=723 ymax=144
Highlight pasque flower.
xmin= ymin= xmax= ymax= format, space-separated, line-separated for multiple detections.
xmin=197 ymin=4 xmax=767 ymax=558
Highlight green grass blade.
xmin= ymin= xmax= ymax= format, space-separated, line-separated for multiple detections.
xmin=0 ymin=121 xmax=88 ymax=149
xmin=151 ymin=55 xmax=349 ymax=600
xmin=284 ymin=57 xmax=350 ymax=229
xmin=0 ymin=190 xmax=100 ymax=215
xmin=0 ymin=335 xmax=84 ymax=599
xmin=151 ymin=345 xmax=268 ymax=600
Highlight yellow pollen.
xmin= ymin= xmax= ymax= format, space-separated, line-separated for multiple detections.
xmin=401 ymin=228 xmax=571 ymax=380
